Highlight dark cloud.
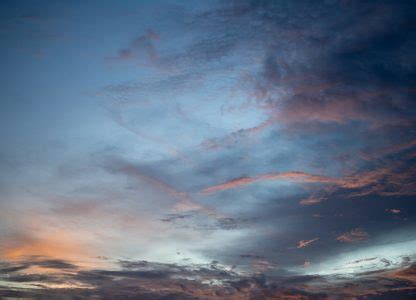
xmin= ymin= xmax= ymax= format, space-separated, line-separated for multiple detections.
xmin=160 ymin=213 xmax=192 ymax=222
xmin=1 ymin=258 xmax=416 ymax=299
xmin=0 ymin=258 xmax=77 ymax=274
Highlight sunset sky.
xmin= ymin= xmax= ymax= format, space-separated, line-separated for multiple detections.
xmin=1 ymin=0 xmax=416 ymax=298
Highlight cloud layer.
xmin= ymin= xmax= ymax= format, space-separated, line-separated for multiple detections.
xmin=0 ymin=0 xmax=415 ymax=298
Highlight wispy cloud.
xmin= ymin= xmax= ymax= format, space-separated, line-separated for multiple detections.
xmin=336 ymin=228 xmax=369 ymax=243
xmin=104 ymin=158 xmax=220 ymax=217
xmin=297 ymin=238 xmax=319 ymax=249
xmin=109 ymin=29 xmax=160 ymax=63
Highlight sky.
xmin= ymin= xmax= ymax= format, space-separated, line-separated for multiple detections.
xmin=0 ymin=0 xmax=416 ymax=299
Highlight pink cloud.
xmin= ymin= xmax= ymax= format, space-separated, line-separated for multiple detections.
xmin=336 ymin=228 xmax=369 ymax=243
xmin=201 ymin=176 xmax=258 ymax=195
xmin=297 ymin=238 xmax=319 ymax=249
xmin=299 ymin=194 xmax=324 ymax=205
xmin=200 ymin=171 xmax=340 ymax=195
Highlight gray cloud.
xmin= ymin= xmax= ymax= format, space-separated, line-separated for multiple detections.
xmin=1 ymin=257 xmax=415 ymax=299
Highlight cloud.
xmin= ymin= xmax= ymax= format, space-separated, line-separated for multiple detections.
xmin=50 ymin=199 xmax=103 ymax=216
xmin=299 ymin=194 xmax=325 ymax=206
xmin=0 ymin=231 xmax=93 ymax=262
xmin=109 ymin=29 xmax=160 ymax=62
xmin=0 ymin=258 xmax=77 ymax=274
xmin=103 ymin=158 xmax=223 ymax=219
xmin=160 ymin=213 xmax=192 ymax=223
xmin=199 ymin=170 xmax=370 ymax=195
xmin=1 ymin=257 xmax=416 ymax=299
xmin=1 ymin=0 xmax=416 ymax=297
xmin=297 ymin=238 xmax=319 ymax=249
xmin=201 ymin=160 xmax=416 ymax=209
xmin=109 ymin=109 xmax=193 ymax=164
xmin=201 ymin=176 xmax=257 ymax=195
xmin=200 ymin=171 xmax=341 ymax=195
xmin=336 ymin=228 xmax=369 ymax=243
xmin=200 ymin=118 xmax=275 ymax=151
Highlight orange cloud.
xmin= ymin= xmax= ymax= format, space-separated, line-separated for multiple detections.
xmin=0 ymin=210 xmax=105 ymax=269
xmin=0 ymin=231 xmax=95 ymax=267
